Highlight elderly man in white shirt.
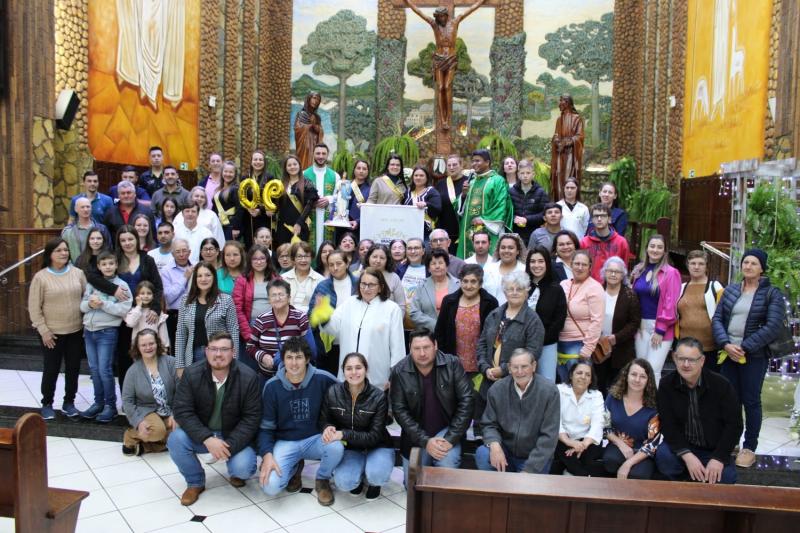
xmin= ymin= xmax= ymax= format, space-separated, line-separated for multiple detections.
xmin=173 ymin=203 xmax=214 ymax=264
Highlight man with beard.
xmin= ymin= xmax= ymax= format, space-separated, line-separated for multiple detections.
xmin=302 ymin=143 xmax=340 ymax=252
xmin=550 ymin=94 xmax=584 ymax=201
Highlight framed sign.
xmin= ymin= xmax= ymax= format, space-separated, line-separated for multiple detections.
xmin=360 ymin=204 xmax=424 ymax=245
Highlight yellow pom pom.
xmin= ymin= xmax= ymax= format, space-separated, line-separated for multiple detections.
xmin=310 ymin=295 xmax=334 ymax=327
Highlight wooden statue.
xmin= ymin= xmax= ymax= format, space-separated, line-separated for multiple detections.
xmin=294 ymin=91 xmax=323 ymax=170
xmin=550 ymin=94 xmax=584 ymax=201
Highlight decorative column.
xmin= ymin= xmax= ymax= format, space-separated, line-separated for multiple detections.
xmin=375 ymin=0 xmax=408 ymax=141
xmin=490 ymin=0 xmax=525 ymax=137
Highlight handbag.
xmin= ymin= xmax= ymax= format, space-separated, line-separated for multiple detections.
xmin=767 ymin=288 xmax=796 ymax=358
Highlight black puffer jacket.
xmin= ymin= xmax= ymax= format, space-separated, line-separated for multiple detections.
xmin=390 ymin=351 xmax=474 ymax=459
xmin=172 ymin=359 xmax=262 ymax=455
xmin=319 ymin=380 xmax=392 ymax=450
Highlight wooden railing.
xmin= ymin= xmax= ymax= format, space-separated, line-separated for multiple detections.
xmin=0 ymin=229 xmax=61 ymax=336
xmin=627 ymin=217 xmax=671 ymax=266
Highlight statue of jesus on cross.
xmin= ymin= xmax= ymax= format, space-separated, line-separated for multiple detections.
xmin=402 ymin=0 xmax=487 ymax=134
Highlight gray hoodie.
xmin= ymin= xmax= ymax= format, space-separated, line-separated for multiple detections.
xmin=481 ymin=374 xmax=560 ymax=473
xmin=80 ymin=277 xmax=132 ymax=331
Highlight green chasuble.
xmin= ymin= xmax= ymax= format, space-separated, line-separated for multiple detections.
xmin=303 ymin=166 xmax=338 ymax=252
xmin=456 ymin=170 xmax=514 ymax=258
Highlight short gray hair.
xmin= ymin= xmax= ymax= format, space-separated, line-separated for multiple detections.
xmin=117 ymin=180 xmax=135 ymax=192
xmin=509 ymin=348 xmax=535 ymax=364
xmin=600 ymin=256 xmax=629 ymax=286
xmin=501 ymin=271 xmax=530 ymax=293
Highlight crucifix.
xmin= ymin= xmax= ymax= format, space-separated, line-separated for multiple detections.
xmin=397 ymin=0 xmax=495 ymax=157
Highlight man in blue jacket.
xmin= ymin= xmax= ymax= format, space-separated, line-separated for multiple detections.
xmin=258 ymin=337 xmax=341 ymax=505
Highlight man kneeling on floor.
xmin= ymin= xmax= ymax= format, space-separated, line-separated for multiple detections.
xmin=168 ymin=332 xmax=262 ymax=505
xmin=478 ymin=348 xmax=560 ymax=474
xmin=258 ymin=336 xmax=342 ymax=506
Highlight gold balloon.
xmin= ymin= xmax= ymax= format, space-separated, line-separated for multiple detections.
xmin=238 ymin=178 xmax=261 ymax=210
xmin=262 ymin=180 xmax=285 ymax=212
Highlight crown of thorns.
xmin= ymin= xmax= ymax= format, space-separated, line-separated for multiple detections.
xmin=434 ymin=7 xmax=448 ymax=16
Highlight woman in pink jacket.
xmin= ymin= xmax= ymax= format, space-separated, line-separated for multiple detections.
xmin=630 ymin=234 xmax=681 ymax=385
xmin=232 ymin=244 xmax=281 ymax=371
xmin=558 ymin=250 xmax=605 ymax=382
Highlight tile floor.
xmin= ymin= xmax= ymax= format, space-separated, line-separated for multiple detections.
xmin=3 ymin=367 xmax=800 ymax=532
xmin=0 ymin=369 xmax=408 ymax=533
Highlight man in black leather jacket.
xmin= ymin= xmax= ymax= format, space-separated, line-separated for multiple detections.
xmin=390 ymin=329 xmax=473 ymax=483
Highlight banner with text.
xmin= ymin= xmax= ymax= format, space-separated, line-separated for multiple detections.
xmin=360 ymin=204 xmax=424 ymax=245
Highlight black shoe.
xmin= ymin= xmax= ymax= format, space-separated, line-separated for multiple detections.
xmin=350 ymin=481 xmax=364 ymax=495
xmin=122 ymin=443 xmax=140 ymax=457
xmin=365 ymin=485 xmax=381 ymax=500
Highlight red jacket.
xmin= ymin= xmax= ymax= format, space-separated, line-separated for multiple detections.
xmin=232 ymin=272 xmax=280 ymax=342
xmin=580 ymin=229 xmax=630 ymax=282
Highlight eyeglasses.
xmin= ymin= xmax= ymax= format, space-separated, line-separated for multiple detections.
xmin=251 ymin=257 xmax=267 ymax=263
xmin=504 ymin=286 xmax=526 ymax=294
xmin=295 ymin=254 xmax=311 ymax=260
xmin=206 ymin=346 xmax=233 ymax=354
xmin=605 ymin=270 xmax=624 ymax=276
xmin=269 ymin=293 xmax=288 ymax=299
xmin=201 ymin=247 xmax=218 ymax=253
xmin=430 ymin=238 xmax=448 ymax=243
xmin=675 ymin=356 xmax=703 ymax=365
xmin=360 ymin=282 xmax=379 ymax=289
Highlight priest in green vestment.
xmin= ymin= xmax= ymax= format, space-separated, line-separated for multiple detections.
xmin=303 ymin=143 xmax=339 ymax=252
xmin=457 ymin=149 xmax=514 ymax=258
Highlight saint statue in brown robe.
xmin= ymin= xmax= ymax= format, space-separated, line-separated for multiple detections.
xmin=550 ymin=94 xmax=584 ymax=201
xmin=293 ymin=92 xmax=323 ymax=170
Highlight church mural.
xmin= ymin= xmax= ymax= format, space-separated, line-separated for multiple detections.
xmin=87 ymin=0 xmax=200 ymax=169
xmin=290 ymin=0 xmax=612 ymax=162
xmin=682 ymin=0 xmax=772 ymax=178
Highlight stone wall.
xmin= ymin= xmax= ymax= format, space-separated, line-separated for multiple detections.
xmin=31 ymin=117 xmax=56 ymax=228
xmin=376 ymin=0 xmax=408 ymax=139
xmin=611 ymin=0 xmax=686 ymax=185
xmin=494 ymin=0 xmax=523 ymax=38
xmin=260 ymin=0 xmax=293 ymax=155
xmin=765 ymin=0 xmax=793 ymax=160
xmin=489 ymin=32 xmax=526 ymax=137
xmin=53 ymin=0 xmax=94 ymax=225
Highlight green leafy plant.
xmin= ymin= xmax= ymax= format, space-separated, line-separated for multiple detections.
xmin=477 ymin=131 xmax=518 ymax=171
xmin=265 ymin=153 xmax=283 ymax=179
xmin=627 ymin=178 xmax=673 ymax=260
xmin=332 ymin=149 xmax=368 ymax=179
xmin=371 ymin=133 xmax=419 ymax=175
xmin=745 ymin=181 xmax=800 ymax=302
xmin=532 ymin=159 xmax=551 ymax=194
xmin=608 ymin=156 xmax=637 ymax=209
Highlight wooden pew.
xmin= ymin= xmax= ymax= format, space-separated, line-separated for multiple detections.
xmin=0 ymin=413 xmax=89 ymax=533
xmin=405 ymin=447 xmax=800 ymax=533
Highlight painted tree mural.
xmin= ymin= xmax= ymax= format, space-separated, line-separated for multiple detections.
xmin=538 ymin=12 xmax=613 ymax=146
xmin=300 ymin=10 xmax=376 ymax=144
xmin=453 ymin=69 xmax=489 ymax=132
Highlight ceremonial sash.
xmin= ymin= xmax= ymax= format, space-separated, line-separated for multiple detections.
xmin=213 ymin=192 xmax=235 ymax=226
xmin=287 ymin=192 xmax=310 ymax=225
xmin=382 ymin=176 xmax=404 ymax=200
xmin=352 ymin=182 xmax=366 ymax=203
xmin=411 ymin=188 xmax=436 ymax=229
xmin=446 ymin=176 xmax=456 ymax=204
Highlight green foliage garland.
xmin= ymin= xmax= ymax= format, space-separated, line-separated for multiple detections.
xmin=627 ymin=178 xmax=673 ymax=260
xmin=332 ymin=149 xmax=369 ymax=180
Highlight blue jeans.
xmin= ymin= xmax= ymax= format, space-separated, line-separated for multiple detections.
xmin=333 ymin=448 xmax=395 ymax=491
xmin=556 ymin=340 xmax=585 ymax=383
xmin=401 ymin=427 xmax=462 ymax=484
xmin=84 ymin=327 xmax=119 ymax=406
xmin=475 ymin=442 xmax=547 ymax=473
xmin=261 ymin=434 xmax=344 ymax=496
xmin=536 ymin=343 xmax=557 ymax=382
xmin=655 ymin=441 xmax=737 ymax=484
xmin=167 ymin=428 xmax=257 ymax=488
xmin=721 ymin=356 xmax=768 ymax=450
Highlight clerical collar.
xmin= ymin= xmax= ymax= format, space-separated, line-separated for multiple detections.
xmin=476 ymin=169 xmax=493 ymax=177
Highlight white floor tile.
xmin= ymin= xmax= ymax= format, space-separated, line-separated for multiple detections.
xmin=46 ymin=436 xmax=79 ymax=457
xmin=106 ymin=477 xmax=177 ymax=510
xmin=285 ymin=513 xmax=362 ymax=533
xmin=143 ymin=451 xmax=181 ymax=476
xmin=380 ymin=469 xmax=406 ymax=496
xmin=759 ymin=424 xmax=795 ymax=444
xmin=187 ymin=483 xmax=253 ymax=517
xmin=765 ymin=444 xmax=800 ymax=458
xmin=329 ymin=488 xmax=373 ymax=512
xmin=755 ymin=438 xmax=782 ymax=455
xmin=71 ymin=437 xmax=120 ymax=454
xmin=0 ymin=517 xmax=14 ymax=533
xmin=119 ymin=498 xmax=194 ymax=533
xmin=78 ymin=489 xmax=118 ymax=519
xmin=385 ymin=490 xmax=406 ymax=510
xmin=203 ymin=504 xmax=282 ymax=533
xmin=76 ymin=511 xmax=133 ymax=533
xmin=337 ymin=498 xmax=406 ymax=533
xmin=236 ymin=478 xmax=273 ymax=504
xmin=48 ymin=451 xmax=90 ymax=478
xmin=762 ymin=417 xmax=791 ymax=429
xmin=93 ymin=459 xmax=158 ymax=488
xmin=161 ymin=466 xmax=228 ymax=497
xmin=382 ymin=526 xmax=406 ymax=533
xmin=81 ymin=444 xmax=143 ymax=470
xmin=150 ymin=522 xmax=209 ymax=532
xmin=258 ymin=493 xmax=334 ymax=527
xmin=50 ymin=469 xmax=103 ymax=493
